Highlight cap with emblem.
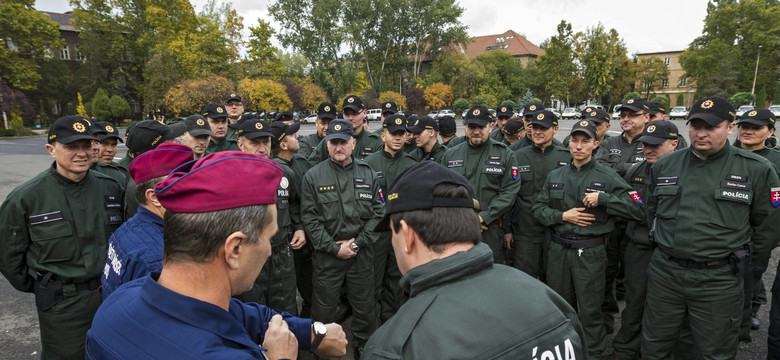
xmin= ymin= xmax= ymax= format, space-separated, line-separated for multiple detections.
xmin=155 ymin=151 xmax=283 ymax=213
xmin=464 ymin=106 xmax=494 ymax=127
xmin=168 ymin=122 xmax=187 ymax=139
xmin=687 ymin=96 xmax=736 ymax=125
xmin=224 ymin=93 xmax=242 ymax=103
xmin=523 ymin=102 xmax=544 ymax=116
xmin=237 ymin=119 xmax=273 ymax=139
xmin=342 ymin=95 xmax=365 ymax=112
xmin=383 ymin=114 xmax=408 ymax=133
xmin=618 ymin=98 xmax=647 ymax=113
xmin=497 ymin=104 xmax=514 ymax=118
xmin=407 ymin=116 xmax=438 ymax=134
xmin=269 ymin=121 xmax=301 ymax=147
xmin=129 ymin=143 xmax=194 ymax=183
xmin=636 ymin=120 xmax=680 ymax=145
xmin=85 ymin=118 xmax=107 ymax=138
xmin=274 ymin=111 xmax=295 ymax=123
xmin=184 ymin=114 xmax=214 ymax=137
xmin=373 ymin=161 xmax=480 ymax=232
xmin=583 ymin=109 xmax=611 ymax=124
xmin=571 ymin=119 xmax=598 ymax=138
xmin=47 ymin=116 xmax=97 ymax=144
xmin=325 ymin=119 xmax=354 ymax=141
xmin=381 ymin=101 xmax=398 ymax=115
xmin=126 ymin=120 xmax=176 ymax=155
xmin=438 ymin=116 xmax=456 ymax=135
xmin=317 ymin=102 xmax=338 ymax=120
xmin=646 ymin=101 xmax=666 ymax=115
xmin=202 ymin=103 xmax=228 ymax=119
xmin=504 ymin=117 xmax=524 ymax=135
xmin=738 ymin=108 xmax=776 ymax=129
xmin=95 ymin=121 xmax=123 ymax=142
xmin=531 ymin=110 xmax=559 ymax=128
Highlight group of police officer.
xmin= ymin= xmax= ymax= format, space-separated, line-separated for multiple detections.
xmin=2 ymin=91 xmax=780 ymax=359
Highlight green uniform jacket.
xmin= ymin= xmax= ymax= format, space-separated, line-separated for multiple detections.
xmin=298 ymin=133 xmax=323 ymax=160
xmin=364 ymin=150 xmax=418 ymax=201
xmin=446 ymin=135 xmax=467 ymax=148
xmin=647 ymin=145 xmax=780 ymax=262
xmin=594 ymin=132 xmax=644 ymax=176
xmin=0 ymin=164 xmax=125 ymax=292
xmin=509 ymin=136 xmax=564 ymax=151
xmin=532 ymin=159 xmax=644 ymax=237
xmin=301 ymin=159 xmax=384 ymax=255
xmin=91 ymin=162 xmax=128 ymax=191
xmin=363 ymin=243 xmax=586 ymax=360
xmin=116 ymin=155 xmax=132 ymax=172
xmin=205 ymin=137 xmax=239 ymax=154
xmin=489 ymin=127 xmax=505 ymax=143
xmin=307 ymin=129 xmax=383 ymax=166
xmin=442 ymin=140 xmax=521 ymax=225
xmin=273 ymin=161 xmax=302 ymax=235
xmin=511 ymin=144 xmax=571 ymax=241
xmin=753 ymin=146 xmax=780 ymax=178
xmin=274 ymin=154 xmax=312 ymax=192
xmin=409 ymin=141 xmax=447 ymax=163
xmin=624 ymin=161 xmax=653 ymax=247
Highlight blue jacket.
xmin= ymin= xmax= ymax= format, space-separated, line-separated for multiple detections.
xmin=101 ymin=206 xmax=163 ymax=299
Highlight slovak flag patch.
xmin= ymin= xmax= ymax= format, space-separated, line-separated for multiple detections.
xmin=378 ymin=188 xmax=385 ymax=203
xmin=511 ymin=166 xmax=519 ymax=180
xmin=629 ymin=191 xmax=643 ymax=203
xmin=771 ymin=187 xmax=780 ymax=207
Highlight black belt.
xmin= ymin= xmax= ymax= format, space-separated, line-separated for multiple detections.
xmin=29 ymin=269 xmax=100 ymax=291
xmin=550 ymin=233 xmax=605 ymax=249
xmin=660 ymin=251 xmax=730 ymax=269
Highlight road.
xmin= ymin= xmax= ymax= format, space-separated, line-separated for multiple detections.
xmin=0 ymin=121 xmax=767 ymax=359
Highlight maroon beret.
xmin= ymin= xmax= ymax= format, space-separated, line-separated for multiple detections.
xmin=129 ymin=143 xmax=194 ymax=183
xmin=154 ymin=151 xmax=283 ymax=213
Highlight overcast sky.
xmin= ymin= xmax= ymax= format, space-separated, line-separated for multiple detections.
xmin=36 ymin=0 xmax=709 ymax=55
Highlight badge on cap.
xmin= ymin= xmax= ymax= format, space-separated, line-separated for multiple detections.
xmin=701 ymin=100 xmax=714 ymax=109
xmin=105 ymin=125 xmax=114 ymax=133
xmin=197 ymin=119 xmax=205 ymax=126
xmin=348 ymin=97 xmax=355 ymax=103
xmin=629 ymin=190 xmax=643 ymax=203
xmin=647 ymin=125 xmax=656 ymax=133
xmin=579 ymin=120 xmax=589 ymax=126
xmin=324 ymin=106 xmax=331 ymax=111
xmin=230 ymin=93 xmax=237 ymax=97
xmin=501 ymin=107 xmax=507 ymax=112
xmin=537 ymin=113 xmax=544 ymax=120
xmin=627 ymin=99 xmax=634 ymax=104
xmin=385 ymin=103 xmax=392 ymax=108
xmin=473 ymin=109 xmax=481 ymax=116
xmin=395 ymin=118 xmax=403 ymax=125
xmin=585 ymin=107 xmax=592 ymax=113
xmin=255 ymin=122 xmax=264 ymax=130
xmin=748 ymin=110 xmax=757 ymax=117
xmin=216 ymin=107 xmax=224 ymax=113
xmin=73 ymin=122 xmax=86 ymax=133
xmin=529 ymin=105 xmax=537 ymax=111
xmin=334 ymin=124 xmax=342 ymax=131
xmin=590 ymin=111 xmax=596 ymax=117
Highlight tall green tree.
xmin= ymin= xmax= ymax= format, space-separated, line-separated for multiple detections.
xmin=574 ymin=24 xmax=630 ymax=105
xmin=246 ymin=19 xmax=285 ymax=79
xmin=0 ymin=0 xmax=62 ymax=90
xmin=536 ymin=21 xmax=582 ymax=106
xmin=635 ymin=57 xmax=670 ymax=99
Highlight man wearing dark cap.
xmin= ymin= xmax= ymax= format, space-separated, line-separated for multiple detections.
xmin=364 ymin=114 xmax=417 ymax=322
xmin=236 ymin=120 xmax=301 ymax=315
xmin=0 ymin=116 xmax=125 ymax=359
xmin=489 ymin=104 xmax=514 ymax=143
xmin=641 ymin=96 xmax=780 ymax=359
xmin=101 ymin=143 xmax=194 ymax=299
xmin=510 ymin=101 xmax=564 ymax=150
xmin=502 ymin=116 xmax=526 ymax=146
xmin=86 ymin=152 xmax=348 ymax=359
xmin=203 ymin=103 xmax=240 ymax=154
xmin=442 ymin=106 xmax=521 ymax=264
xmin=438 ymin=115 xmax=457 ymax=146
xmin=373 ymin=101 xmax=399 ymax=135
xmin=299 ymin=102 xmax=337 ymax=159
xmin=611 ymin=120 xmax=679 ymax=359
xmin=532 ymin=119 xmax=644 ymax=359
xmin=115 ymin=121 xmax=138 ymax=172
xmin=90 ymin=121 xmax=130 ymax=189
xmin=307 ymin=95 xmax=383 ymax=166
xmin=563 ymin=107 xmax=612 ymax=153
xmin=509 ymin=110 xmax=571 ymax=281
xmin=408 ymin=116 xmax=446 ymax=163
xmin=647 ymin=101 xmax=689 ymax=150
xmin=274 ymin=111 xmax=296 ymax=124
xmin=301 ymin=119 xmax=384 ymax=356
xmin=362 ymin=161 xmax=587 ymax=360
xmin=181 ymin=114 xmax=214 ymax=159
xmin=95 ymin=121 xmax=123 ymax=164
xmin=224 ymin=93 xmax=244 ymax=142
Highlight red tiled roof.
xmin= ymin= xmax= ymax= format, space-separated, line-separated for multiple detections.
xmin=461 ymin=30 xmax=544 ymax=58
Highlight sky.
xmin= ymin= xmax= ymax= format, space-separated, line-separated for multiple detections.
xmin=35 ymin=0 xmax=710 ymax=55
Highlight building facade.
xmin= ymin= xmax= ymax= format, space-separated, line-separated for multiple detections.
xmin=635 ymin=51 xmax=697 ymax=108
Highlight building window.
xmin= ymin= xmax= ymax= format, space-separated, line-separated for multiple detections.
xmin=486 ymin=45 xmax=498 ymax=51
xmin=507 ymin=35 xmax=514 ymax=39
xmin=76 ymin=46 xmax=86 ymax=61
xmin=501 ymin=44 xmax=509 ymax=49
xmin=663 ymin=57 xmax=670 ymax=65
xmin=679 ymin=77 xmax=687 ymax=87
xmin=60 ymin=46 xmax=69 ymax=60
xmin=662 ymin=79 xmax=669 ymax=88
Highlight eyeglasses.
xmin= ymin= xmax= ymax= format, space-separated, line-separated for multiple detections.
xmin=619 ymin=112 xmax=647 ymax=119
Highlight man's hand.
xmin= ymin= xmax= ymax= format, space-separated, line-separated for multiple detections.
xmin=582 ymin=192 xmax=600 ymax=208
xmin=503 ymin=233 xmax=513 ymax=249
xmin=290 ymin=230 xmax=306 ymax=250
xmin=335 ymin=238 xmax=357 ymax=260
xmin=478 ymin=215 xmax=488 ymax=231
xmin=562 ymin=207 xmax=596 ymax=227
xmin=262 ymin=315 xmax=298 ymax=360
xmin=313 ymin=323 xmax=348 ymax=358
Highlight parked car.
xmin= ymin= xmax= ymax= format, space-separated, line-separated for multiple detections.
xmin=427 ymin=110 xmax=440 ymax=118
xmin=437 ymin=109 xmax=456 ymax=118
xmin=561 ymin=107 xmax=580 ymax=119
xmin=546 ymin=108 xmax=561 ymax=118
xmin=669 ymin=106 xmax=689 ymax=120
xmin=736 ymin=105 xmax=754 ymax=117
xmin=302 ymin=114 xmax=317 ymax=124
xmin=366 ymin=109 xmax=382 ymax=121
xmin=462 ymin=109 xmax=469 ymax=118
xmin=769 ymin=105 xmax=780 ymax=118
xmin=612 ymin=104 xmax=621 ymax=120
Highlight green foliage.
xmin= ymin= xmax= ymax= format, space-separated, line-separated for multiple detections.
xmin=532 ymin=98 xmax=543 ymax=104
xmin=109 ymin=95 xmax=131 ymax=121
xmin=453 ymin=98 xmax=469 ymax=114
xmin=163 ymin=75 xmax=235 ymax=116
xmin=247 ymin=19 xmax=285 ymax=79
xmin=301 ymin=83 xmax=330 ymax=112
xmin=676 ymin=94 xmax=685 ymax=106
xmin=91 ymin=88 xmax=112 ymax=121
xmin=238 ymin=78 xmax=292 ymax=112
xmin=518 ymin=90 xmax=536 ymax=108
xmin=536 ymin=21 xmax=582 ymax=106
xmin=469 ymin=94 xmax=498 ymax=108
xmin=636 ymin=57 xmax=670 ymax=99
xmin=280 ymin=52 xmax=311 ymax=80
xmin=651 ymin=95 xmax=671 ymax=111
xmin=731 ymin=92 xmax=756 ymax=107
xmin=622 ymin=92 xmax=641 ymax=103
xmin=756 ymin=87 xmax=766 ymax=108
xmin=775 ymin=82 xmax=780 ymax=105
xmin=10 ymin=112 xmax=23 ymax=130
xmin=574 ymin=24 xmax=630 ymax=105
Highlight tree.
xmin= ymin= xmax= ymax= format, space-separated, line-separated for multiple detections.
xmin=76 ymin=93 xmax=88 ymax=117
xmin=634 ymin=58 xmax=670 ymax=99
xmin=651 ymin=95 xmax=671 ymax=112
xmin=0 ymin=80 xmax=34 ymax=129
xmin=246 ymin=19 xmax=286 ymax=79
xmin=280 ymin=79 xmax=305 ymax=110
xmin=469 ymin=94 xmax=498 ymax=108
xmin=162 ymin=75 xmax=235 ymax=116
xmin=238 ymin=78 xmax=292 ymax=112
xmin=281 ymin=52 xmax=311 ymax=80
xmin=676 ymin=95 xmax=685 ymax=106
xmin=756 ymin=87 xmax=766 ymax=108
xmin=574 ymin=24 xmax=631 ymax=105
xmin=424 ymin=83 xmax=454 ymax=110
xmin=301 ymin=83 xmax=330 ymax=112
xmin=109 ymin=95 xmax=131 ymax=123
xmin=731 ymin=92 xmax=756 ymax=107
xmin=403 ymin=88 xmax=426 ymax=115
xmin=90 ymin=88 xmax=112 ymax=121
xmin=378 ymin=91 xmax=407 ymax=111
xmin=536 ymin=21 xmax=582 ymax=106
xmin=622 ymin=92 xmax=641 ymax=103
xmin=453 ymin=98 xmax=469 ymax=115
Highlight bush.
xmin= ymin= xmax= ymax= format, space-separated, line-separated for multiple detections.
xmin=469 ymin=94 xmax=498 ymax=108
xmin=651 ymin=95 xmax=670 ymax=112
xmin=453 ymin=98 xmax=469 ymax=115
xmin=676 ymin=94 xmax=685 ymax=106
xmin=730 ymin=92 xmax=756 ymax=107
xmin=0 ymin=128 xmax=17 ymax=136
xmin=622 ymin=92 xmax=641 ymax=103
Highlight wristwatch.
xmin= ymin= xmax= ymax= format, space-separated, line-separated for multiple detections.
xmin=312 ymin=321 xmax=327 ymax=350
xmin=351 ymin=242 xmax=359 ymax=252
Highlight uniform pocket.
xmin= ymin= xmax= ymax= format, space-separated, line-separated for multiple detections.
xmin=29 ymin=220 xmax=76 ymax=264
xmin=711 ymin=188 xmax=751 ymax=230
xmin=653 ymin=185 xmax=680 ymax=219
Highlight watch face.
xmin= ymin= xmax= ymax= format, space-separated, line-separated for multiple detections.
xmin=314 ymin=322 xmax=327 ymax=335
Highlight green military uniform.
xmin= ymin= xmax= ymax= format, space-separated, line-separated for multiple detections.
xmin=488 ymin=127 xmax=505 ymax=143
xmin=409 ymin=141 xmax=447 ymax=163
xmin=510 ymin=135 xmax=564 ymax=151
xmin=594 ymin=133 xmax=644 ymax=176
xmin=298 ymin=133 xmax=323 ymax=160
xmin=401 ymin=141 xmax=417 ymax=153
xmin=510 ymin=143 xmax=570 ymax=279
xmin=532 ymin=159 xmax=644 ymax=359
xmin=301 ymin=158 xmax=383 ymax=345
xmin=91 ymin=162 xmax=128 ymax=191
xmin=205 ymin=136 xmax=239 ymax=154
xmin=364 ymin=149 xmax=417 ymax=322
xmin=642 ymin=144 xmax=780 ymax=359
xmin=307 ymin=129 xmax=383 ymax=166
xmin=363 ymin=243 xmax=587 ymax=360
xmin=116 ymin=155 xmax=132 ymax=172
xmin=443 ymin=140 xmax=521 ymax=263
xmin=563 ymin=133 xmax=611 ymax=151
xmin=0 ymin=164 xmax=124 ymax=359
xmin=445 ymin=134 xmax=467 ymax=148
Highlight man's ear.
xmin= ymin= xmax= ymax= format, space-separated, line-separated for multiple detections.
xmin=45 ymin=143 xmax=56 ymax=158
xmin=145 ymin=188 xmax=162 ymax=207
xmin=223 ymin=231 xmax=248 ymax=270
xmin=400 ymin=220 xmax=416 ymax=254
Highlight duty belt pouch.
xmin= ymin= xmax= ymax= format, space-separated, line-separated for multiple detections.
xmin=729 ymin=244 xmax=752 ymax=276
xmin=33 ymin=276 xmax=64 ymax=311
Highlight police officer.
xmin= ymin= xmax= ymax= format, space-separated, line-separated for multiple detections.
xmin=532 ymin=119 xmax=644 ymax=359
xmin=373 ymin=101 xmax=399 ymax=135
xmin=299 ymin=102 xmax=337 ymax=159
xmin=510 ymin=101 xmax=564 ymax=150
xmin=301 ymin=119 xmax=384 ymax=357
xmin=502 ymin=116 xmax=526 ymax=147
xmin=307 ymin=95 xmax=383 ymax=165
xmin=204 ymin=103 xmax=239 ymax=154
xmin=364 ymin=114 xmax=417 ymax=322
xmin=408 ymin=116 xmax=446 ymax=163
xmin=563 ymin=107 xmax=612 ymax=152
xmin=489 ymin=104 xmax=514 ymax=143
xmin=647 ymin=101 xmax=688 ymax=149
xmin=438 ymin=115 xmax=457 ymax=147
xmin=114 ymin=121 xmax=138 ymax=172
xmin=91 ymin=121 xmax=130 ymax=188
xmin=0 ymin=116 xmax=125 ymax=359
xmin=611 ymin=120 xmax=679 ymax=359
xmin=442 ymin=106 xmax=521 ymax=264
xmin=224 ymin=93 xmax=244 ymax=142
xmin=180 ymin=114 xmax=214 ymax=159
xmin=641 ymin=96 xmax=780 ymax=359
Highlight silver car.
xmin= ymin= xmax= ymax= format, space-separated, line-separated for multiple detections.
xmin=669 ymin=106 xmax=689 ymax=120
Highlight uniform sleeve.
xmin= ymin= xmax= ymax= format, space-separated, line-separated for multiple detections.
xmin=597 ymin=174 xmax=645 ymax=222
xmin=479 ymin=150 xmax=521 ymax=225
xmin=532 ymin=173 xmax=564 ymax=227
xmin=749 ymin=164 xmax=780 ymax=265
xmin=307 ymin=138 xmax=327 ymax=167
xmin=300 ymin=172 xmax=340 ymax=256
xmin=594 ymin=139 xmax=632 ymax=176
xmin=288 ymin=170 xmax=303 ymax=233
xmin=0 ymin=194 xmax=33 ymax=292
xmin=232 ymin=299 xmax=312 ymax=352
xmin=355 ymin=170 xmax=384 ymax=249
xmin=645 ymin=166 xmax=659 ymax=231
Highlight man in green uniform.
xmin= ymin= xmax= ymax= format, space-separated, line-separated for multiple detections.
xmin=299 ymin=102 xmax=336 ymax=159
xmin=408 ymin=116 xmax=446 ymax=163
xmin=509 ymin=110 xmax=570 ymax=281
xmin=0 ymin=116 xmax=125 ymax=360
xmin=502 ymin=116 xmax=526 ymax=147
xmin=647 ymin=100 xmax=688 ymax=149
xmin=372 ymin=101 xmax=398 ymax=136
xmin=438 ymin=116 xmax=457 ymax=147
xmin=611 ymin=120 xmax=679 ymax=359
xmin=308 ymin=95 xmax=383 ymax=166
xmin=563 ymin=107 xmax=612 ymax=152
xmin=488 ymin=104 xmax=513 ymax=143
xmin=224 ymin=93 xmax=244 ymax=141
xmin=641 ymin=96 xmax=780 ymax=359
xmin=235 ymin=119 xmax=300 ymax=315
xmin=510 ymin=101 xmax=564 ymax=150
xmin=301 ymin=119 xmax=384 ymax=357
xmin=364 ymin=115 xmax=417 ymax=322
xmin=204 ymin=103 xmax=239 ymax=154
xmin=363 ymin=161 xmax=587 ymax=360
xmin=115 ymin=122 xmax=138 ymax=172
xmin=532 ymin=120 xmax=644 ymax=359
xmin=91 ymin=121 xmax=129 ymax=188
xmin=179 ymin=114 xmax=213 ymax=159
xmin=442 ymin=106 xmax=521 ymax=264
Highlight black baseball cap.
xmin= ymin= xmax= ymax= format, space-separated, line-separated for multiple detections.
xmin=687 ymin=96 xmax=736 ymax=126
xmin=504 ymin=117 xmax=524 ymax=135
xmin=325 ymin=119 xmax=354 ymax=141
xmin=85 ymin=118 xmax=107 ymax=137
xmin=126 ymin=120 xmax=174 ymax=155
xmin=464 ymin=106 xmax=494 ymax=127
xmin=618 ymin=98 xmax=647 ymax=113
xmin=637 ymin=120 xmax=680 ymax=145
xmin=224 ymin=93 xmax=242 ymax=103
xmin=125 ymin=122 xmax=139 ymax=138
xmin=497 ymin=104 xmax=514 ymax=118
xmin=317 ymin=102 xmax=338 ymax=120
xmin=646 ymin=101 xmax=666 ymax=115
xmin=269 ymin=121 xmax=301 ymax=147
xmin=274 ymin=111 xmax=295 ymax=123
xmin=407 ymin=116 xmax=438 ymax=134
xmin=383 ymin=114 xmax=407 ymax=133
xmin=168 ymin=122 xmax=187 ymax=138
xmin=374 ymin=161 xmax=480 ymax=232
xmin=381 ymin=101 xmax=398 ymax=115
xmin=47 ymin=116 xmax=97 ymax=144
xmin=96 ymin=121 xmax=123 ymax=142
xmin=738 ymin=108 xmax=776 ymax=129
xmin=184 ymin=114 xmax=214 ymax=137
xmin=531 ymin=110 xmax=559 ymax=128
xmin=342 ymin=95 xmax=365 ymax=112
xmin=523 ymin=102 xmax=544 ymax=116
xmin=236 ymin=119 xmax=273 ymax=140
xmin=570 ymin=119 xmax=598 ymax=138
xmin=583 ymin=109 xmax=611 ymax=124
xmin=438 ymin=116 xmax=456 ymax=135
xmin=202 ymin=103 xmax=228 ymax=119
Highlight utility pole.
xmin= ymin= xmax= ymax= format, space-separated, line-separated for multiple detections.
xmin=751 ymin=45 xmax=762 ymax=96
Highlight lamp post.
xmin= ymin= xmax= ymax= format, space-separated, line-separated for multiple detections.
xmin=751 ymin=45 xmax=762 ymax=96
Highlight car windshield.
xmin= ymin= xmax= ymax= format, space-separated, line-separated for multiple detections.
xmin=672 ymin=107 xmax=686 ymax=111
xmin=739 ymin=106 xmax=754 ymax=110
xmin=770 ymin=106 xmax=780 ymax=109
